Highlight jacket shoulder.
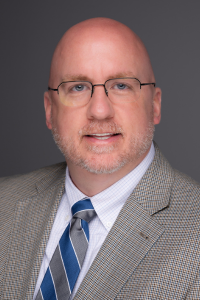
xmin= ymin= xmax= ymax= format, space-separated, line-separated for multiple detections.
xmin=0 ymin=162 xmax=66 ymax=223
xmin=0 ymin=162 xmax=66 ymax=196
xmin=173 ymin=168 xmax=200 ymax=197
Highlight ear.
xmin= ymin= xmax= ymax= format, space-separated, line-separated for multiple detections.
xmin=153 ymin=87 xmax=161 ymax=125
xmin=44 ymin=91 xmax=52 ymax=130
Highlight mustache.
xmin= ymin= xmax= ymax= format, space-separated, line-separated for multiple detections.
xmin=79 ymin=121 xmax=124 ymax=136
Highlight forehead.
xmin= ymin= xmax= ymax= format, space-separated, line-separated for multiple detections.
xmin=50 ymin=27 xmax=147 ymax=86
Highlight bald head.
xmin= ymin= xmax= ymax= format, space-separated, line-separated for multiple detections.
xmin=49 ymin=18 xmax=155 ymax=87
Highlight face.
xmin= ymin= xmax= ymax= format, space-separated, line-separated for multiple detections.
xmin=45 ymin=28 xmax=161 ymax=175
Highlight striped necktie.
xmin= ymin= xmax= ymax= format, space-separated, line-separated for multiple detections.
xmin=36 ymin=198 xmax=96 ymax=300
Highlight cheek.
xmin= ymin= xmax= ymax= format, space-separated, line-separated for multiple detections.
xmin=51 ymin=105 xmax=86 ymax=137
xmin=136 ymin=98 xmax=154 ymax=122
xmin=117 ymin=101 xmax=153 ymax=133
xmin=51 ymin=104 xmax=70 ymax=134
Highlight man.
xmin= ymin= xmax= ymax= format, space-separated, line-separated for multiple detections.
xmin=1 ymin=17 xmax=200 ymax=300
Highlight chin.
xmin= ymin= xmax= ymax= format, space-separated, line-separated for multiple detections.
xmin=75 ymin=154 xmax=128 ymax=174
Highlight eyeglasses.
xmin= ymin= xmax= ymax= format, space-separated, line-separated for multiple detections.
xmin=48 ymin=77 xmax=156 ymax=107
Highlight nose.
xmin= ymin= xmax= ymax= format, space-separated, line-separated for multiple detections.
xmin=86 ymin=84 xmax=114 ymax=120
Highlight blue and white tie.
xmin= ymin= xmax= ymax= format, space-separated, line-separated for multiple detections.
xmin=36 ymin=198 xmax=96 ymax=300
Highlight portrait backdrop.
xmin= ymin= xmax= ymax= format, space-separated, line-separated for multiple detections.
xmin=1 ymin=0 xmax=200 ymax=182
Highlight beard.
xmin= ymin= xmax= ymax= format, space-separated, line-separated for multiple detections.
xmin=51 ymin=118 xmax=154 ymax=175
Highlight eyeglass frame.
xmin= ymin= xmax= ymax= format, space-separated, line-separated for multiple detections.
xmin=48 ymin=77 xmax=156 ymax=99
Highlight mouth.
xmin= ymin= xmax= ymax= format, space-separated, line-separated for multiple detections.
xmin=86 ymin=133 xmax=121 ymax=140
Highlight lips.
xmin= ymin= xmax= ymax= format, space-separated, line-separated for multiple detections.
xmin=87 ymin=133 xmax=120 ymax=140
xmin=79 ymin=121 xmax=123 ymax=142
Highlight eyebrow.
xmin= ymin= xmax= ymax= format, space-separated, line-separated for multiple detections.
xmin=61 ymin=72 xmax=138 ymax=83
xmin=61 ymin=74 xmax=91 ymax=82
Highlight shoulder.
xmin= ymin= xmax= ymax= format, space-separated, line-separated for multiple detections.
xmin=0 ymin=161 xmax=66 ymax=211
xmin=0 ymin=162 xmax=66 ymax=193
xmin=173 ymin=168 xmax=200 ymax=192
xmin=153 ymin=146 xmax=200 ymax=225
xmin=154 ymin=142 xmax=200 ymax=196
xmin=171 ymin=168 xmax=200 ymax=209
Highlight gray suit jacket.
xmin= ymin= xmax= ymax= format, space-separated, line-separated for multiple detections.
xmin=1 ymin=144 xmax=200 ymax=299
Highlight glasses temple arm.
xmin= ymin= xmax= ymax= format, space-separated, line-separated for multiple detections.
xmin=140 ymin=83 xmax=156 ymax=88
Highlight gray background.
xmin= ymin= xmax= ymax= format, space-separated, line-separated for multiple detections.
xmin=1 ymin=0 xmax=200 ymax=181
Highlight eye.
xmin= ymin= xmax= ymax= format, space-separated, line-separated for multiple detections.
xmin=72 ymin=84 xmax=87 ymax=92
xmin=115 ymin=83 xmax=128 ymax=90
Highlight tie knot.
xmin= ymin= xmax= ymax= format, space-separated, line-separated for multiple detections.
xmin=71 ymin=198 xmax=96 ymax=223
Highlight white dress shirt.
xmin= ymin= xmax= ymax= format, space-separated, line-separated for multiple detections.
xmin=33 ymin=143 xmax=155 ymax=299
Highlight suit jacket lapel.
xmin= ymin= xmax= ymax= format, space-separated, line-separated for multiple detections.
xmin=2 ymin=165 xmax=66 ymax=300
xmin=74 ymin=144 xmax=174 ymax=299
